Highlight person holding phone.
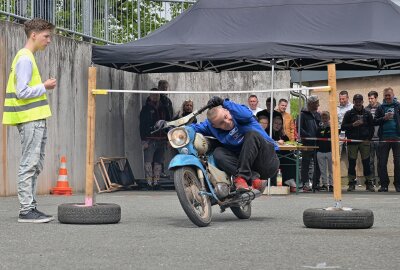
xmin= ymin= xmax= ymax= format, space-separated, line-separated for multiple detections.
xmin=374 ymin=87 xmax=400 ymax=192
xmin=341 ymin=94 xmax=374 ymax=192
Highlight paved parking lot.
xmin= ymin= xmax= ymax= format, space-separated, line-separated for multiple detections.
xmin=0 ymin=191 xmax=399 ymax=270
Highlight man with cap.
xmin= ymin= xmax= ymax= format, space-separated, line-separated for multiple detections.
xmin=341 ymin=94 xmax=375 ymax=192
xmin=297 ymin=95 xmax=321 ymax=192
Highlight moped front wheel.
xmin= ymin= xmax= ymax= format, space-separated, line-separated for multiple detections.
xmin=174 ymin=167 xmax=212 ymax=227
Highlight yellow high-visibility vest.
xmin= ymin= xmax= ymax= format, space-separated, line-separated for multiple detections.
xmin=2 ymin=48 xmax=51 ymax=125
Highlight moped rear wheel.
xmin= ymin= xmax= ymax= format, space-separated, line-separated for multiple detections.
xmin=231 ymin=203 xmax=252 ymax=219
xmin=174 ymin=167 xmax=212 ymax=227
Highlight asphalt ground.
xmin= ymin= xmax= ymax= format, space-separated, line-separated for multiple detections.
xmin=0 ymin=190 xmax=399 ymax=270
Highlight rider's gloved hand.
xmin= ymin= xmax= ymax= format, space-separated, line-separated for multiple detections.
xmin=207 ymin=96 xmax=224 ymax=108
xmin=154 ymin=120 xmax=166 ymax=130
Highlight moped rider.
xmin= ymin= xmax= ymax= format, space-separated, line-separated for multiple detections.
xmin=191 ymin=96 xmax=280 ymax=192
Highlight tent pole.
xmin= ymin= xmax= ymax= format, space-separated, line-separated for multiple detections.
xmin=298 ymin=70 xmax=302 ymax=141
xmin=85 ymin=67 xmax=97 ymax=206
xmin=269 ymin=59 xmax=275 ymax=136
xmin=327 ymin=64 xmax=342 ymax=204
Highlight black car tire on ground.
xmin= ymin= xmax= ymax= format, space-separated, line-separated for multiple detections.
xmin=303 ymin=208 xmax=373 ymax=229
xmin=58 ymin=203 xmax=121 ymax=224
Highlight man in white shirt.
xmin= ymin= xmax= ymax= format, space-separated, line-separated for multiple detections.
xmin=247 ymin=95 xmax=263 ymax=116
xmin=337 ymin=90 xmax=353 ymax=157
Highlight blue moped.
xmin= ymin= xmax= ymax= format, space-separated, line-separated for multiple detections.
xmin=154 ymin=104 xmax=261 ymax=227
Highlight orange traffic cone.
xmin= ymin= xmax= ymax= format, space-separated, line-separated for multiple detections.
xmin=50 ymin=156 xmax=72 ymax=195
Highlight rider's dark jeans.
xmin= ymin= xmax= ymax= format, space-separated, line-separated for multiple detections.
xmin=213 ymin=131 xmax=279 ymax=182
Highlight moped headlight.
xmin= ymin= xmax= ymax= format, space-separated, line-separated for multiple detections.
xmin=168 ymin=128 xmax=189 ymax=148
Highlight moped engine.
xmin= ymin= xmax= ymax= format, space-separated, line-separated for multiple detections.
xmin=215 ymin=183 xmax=230 ymax=199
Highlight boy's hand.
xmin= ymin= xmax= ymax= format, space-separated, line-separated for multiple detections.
xmin=44 ymin=78 xmax=57 ymax=90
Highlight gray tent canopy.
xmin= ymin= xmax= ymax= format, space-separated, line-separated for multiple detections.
xmin=92 ymin=0 xmax=400 ymax=73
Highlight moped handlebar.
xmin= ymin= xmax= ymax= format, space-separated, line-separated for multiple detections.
xmin=150 ymin=103 xmax=213 ymax=134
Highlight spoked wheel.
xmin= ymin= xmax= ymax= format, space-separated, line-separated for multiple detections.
xmin=174 ymin=167 xmax=212 ymax=227
xmin=231 ymin=203 xmax=252 ymax=219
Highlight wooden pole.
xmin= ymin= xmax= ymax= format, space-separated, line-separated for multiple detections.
xmin=0 ymin=37 xmax=8 ymax=197
xmin=327 ymin=64 xmax=342 ymax=202
xmin=85 ymin=67 xmax=97 ymax=206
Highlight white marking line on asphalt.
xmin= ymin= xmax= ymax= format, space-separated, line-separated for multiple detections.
xmin=302 ymin=262 xmax=341 ymax=269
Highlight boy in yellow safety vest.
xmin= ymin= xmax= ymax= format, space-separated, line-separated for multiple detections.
xmin=2 ymin=18 xmax=56 ymax=223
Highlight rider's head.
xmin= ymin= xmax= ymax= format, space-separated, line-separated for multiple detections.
xmin=207 ymin=106 xmax=234 ymax=130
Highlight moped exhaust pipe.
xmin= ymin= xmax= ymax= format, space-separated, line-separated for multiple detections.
xmin=220 ymin=189 xmax=262 ymax=211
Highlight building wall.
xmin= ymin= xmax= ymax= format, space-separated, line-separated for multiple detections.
xmin=0 ymin=20 xmax=291 ymax=196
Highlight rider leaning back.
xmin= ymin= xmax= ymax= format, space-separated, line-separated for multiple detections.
xmin=191 ymin=96 xmax=280 ymax=192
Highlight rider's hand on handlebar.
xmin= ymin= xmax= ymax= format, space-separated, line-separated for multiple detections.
xmin=207 ymin=96 xmax=224 ymax=108
xmin=154 ymin=120 xmax=167 ymax=130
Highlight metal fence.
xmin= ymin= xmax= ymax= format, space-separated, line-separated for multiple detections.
xmin=0 ymin=0 xmax=196 ymax=44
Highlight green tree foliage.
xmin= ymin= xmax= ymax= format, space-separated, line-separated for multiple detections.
xmin=0 ymin=0 xmax=195 ymax=44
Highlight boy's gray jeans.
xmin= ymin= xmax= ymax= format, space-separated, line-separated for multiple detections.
xmin=16 ymin=120 xmax=47 ymax=214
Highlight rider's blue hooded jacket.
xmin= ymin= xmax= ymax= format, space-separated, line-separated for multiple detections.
xmin=191 ymin=99 xmax=279 ymax=153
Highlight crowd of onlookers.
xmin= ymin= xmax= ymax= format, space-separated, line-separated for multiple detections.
xmin=139 ymin=80 xmax=400 ymax=193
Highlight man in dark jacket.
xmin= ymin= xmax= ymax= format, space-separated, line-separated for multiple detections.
xmin=158 ymin=80 xmax=174 ymax=121
xmin=365 ymin=90 xmax=381 ymax=186
xmin=374 ymin=87 xmax=400 ymax=192
xmin=341 ymin=94 xmax=374 ymax=192
xmin=140 ymin=88 xmax=171 ymax=189
xmin=297 ymin=95 xmax=321 ymax=192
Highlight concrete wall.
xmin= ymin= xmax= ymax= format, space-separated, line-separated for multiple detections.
xmin=125 ymin=70 xmax=291 ymax=179
xmin=0 ymin=21 xmax=126 ymax=196
xmin=0 ymin=20 xmax=291 ymax=196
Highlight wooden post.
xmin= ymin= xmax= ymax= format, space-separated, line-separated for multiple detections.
xmin=0 ymin=37 xmax=8 ymax=197
xmin=85 ymin=67 xmax=97 ymax=206
xmin=327 ymin=64 xmax=342 ymax=202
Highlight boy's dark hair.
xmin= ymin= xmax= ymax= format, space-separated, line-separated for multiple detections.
xmin=248 ymin=94 xmax=258 ymax=99
xmin=158 ymin=80 xmax=169 ymax=91
xmin=24 ymin=18 xmax=55 ymax=38
xmin=339 ymin=90 xmax=349 ymax=96
xmin=266 ymin=97 xmax=277 ymax=107
xmin=367 ymin=91 xmax=378 ymax=98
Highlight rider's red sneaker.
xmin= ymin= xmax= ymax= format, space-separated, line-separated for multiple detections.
xmin=252 ymin=178 xmax=267 ymax=192
xmin=233 ymin=176 xmax=250 ymax=192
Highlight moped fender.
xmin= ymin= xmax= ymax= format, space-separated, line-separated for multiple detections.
xmin=168 ymin=155 xmax=207 ymax=177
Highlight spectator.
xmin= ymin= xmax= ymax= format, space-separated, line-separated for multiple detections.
xmin=191 ymin=97 xmax=279 ymax=192
xmin=365 ymin=90 xmax=380 ymax=186
xmin=271 ymin=115 xmax=296 ymax=185
xmin=158 ymin=80 xmax=174 ymax=120
xmin=256 ymin=97 xmax=282 ymax=122
xmin=247 ymin=94 xmax=263 ymax=116
xmin=277 ymin=98 xmax=295 ymax=141
xmin=140 ymin=88 xmax=171 ymax=190
xmin=174 ymin=99 xmax=197 ymax=123
xmin=337 ymin=90 xmax=353 ymax=157
xmin=258 ymin=115 xmax=270 ymax=134
xmin=374 ymin=87 xmax=400 ymax=192
xmin=316 ymin=111 xmax=333 ymax=192
xmin=341 ymin=94 xmax=374 ymax=192
xmin=297 ymin=95 xmax=321 ymax=192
